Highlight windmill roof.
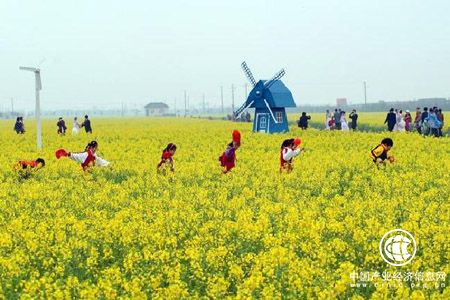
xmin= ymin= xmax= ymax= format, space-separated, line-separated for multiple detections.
xmin=145 ymin=102 xmax=169 ymax=109
xmin=262 ymin=80 xmax=296 ymax=108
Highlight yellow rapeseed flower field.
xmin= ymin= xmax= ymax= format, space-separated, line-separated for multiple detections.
xmin=0 ymin=117 xmax=449 ymax=299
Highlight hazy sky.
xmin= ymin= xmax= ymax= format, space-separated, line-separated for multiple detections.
xmin=1 ymin=0 xmax=449 ymax=111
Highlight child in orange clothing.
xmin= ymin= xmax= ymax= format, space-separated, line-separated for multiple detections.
xmin=16 ymin=158 xmax=46 ymax=170
xmin=157 ymin=143 xmax=177 ymax=173
xmin=14 ymin=158 xmax=45 ymax=179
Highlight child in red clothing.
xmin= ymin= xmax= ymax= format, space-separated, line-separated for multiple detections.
xmin=219 ymin=130 xmax=241 ymax=174
xmin=16 ymin=158 xmax=46 ymax=170
xmin=280 ymin=138 xmax=303 ymax=173
xmin=14 ymin=158 xmax=45 ymax=179
xmin=157 ymin=143 xmax=177 ymax=173
xmin=55 ymin=140 xmax=110 ymax=171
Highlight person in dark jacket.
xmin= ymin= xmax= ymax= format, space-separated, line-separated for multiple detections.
xmin=57 ymin=117 xmax=67 ymax=135
xmin=384 ymin=108 xmax=396 ymax=132
xmin=349 ymin=109 xmax=358 ymax=130
xmin=81 ymin=115 xmax=92 ymax=133
xmin=334 ymin=109 xmax=341 ymax=130
xmin=298 ymin=112 xmax=311 ymax=130
xmin=420 ymin=107 xmax=429 ymax=135
xmin=14 ymin=117 xmax=25 ymax=134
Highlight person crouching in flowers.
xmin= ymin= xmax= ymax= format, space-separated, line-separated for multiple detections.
xmin=14 ymin=158 xmax=45 ymax=179
xmin=371 ymin=138 xmax=394 ymax=168
xmin=219 ymin=130 xmax=241 ymax=174
xmin=55 ymin=140 xmax=110 ymax=171
xmin=280 ymin=138 xmax=304 ymax=173
xmin=157 ymin=143 xmax=177 ymax=174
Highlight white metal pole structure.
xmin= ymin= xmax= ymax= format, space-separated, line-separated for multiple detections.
xmin=20 ymin=66 xmax=42 ymax=150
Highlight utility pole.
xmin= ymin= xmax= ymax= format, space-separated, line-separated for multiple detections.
xmin=231 ymin=84 xmax=235 ymax=120
xmin=364 ymin=81 xmax=367 ymax=105
xmin=184 ymin=90 xmax=187 ymax=117
xmin=220 ymin=86 xmax=224 ymax=114
xmin=121 ymin=102 xmax=124 ymax=117
xmin=19 ymin=66 xmax=42 ymax=150
xmin=11 ymin=98 xmax=14 ymax=113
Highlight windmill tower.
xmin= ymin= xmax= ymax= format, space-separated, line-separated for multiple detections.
xmin=234 ymin=61 xmax=296 ymax=133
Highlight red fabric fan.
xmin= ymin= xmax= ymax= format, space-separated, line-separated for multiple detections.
xmin=55 ymin=149 xmax=68 ymax=159
xmin=294 ymin=138 xmax=302 ymax=146
xmin=232 ymin=130 xmax=241 ymax=145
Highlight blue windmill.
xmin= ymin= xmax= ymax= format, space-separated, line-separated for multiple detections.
xmin=234 ymin=61 xmax=296 ymax=133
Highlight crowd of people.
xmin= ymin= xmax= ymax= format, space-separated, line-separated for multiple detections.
xmin=384 ymin=107 xmax=444 ymax=137
xmin=325 ymin=109 xmax=359 ymax=131
xmin=297 ymin=109 xmax=359 ymax=131
xmin=14 ymin=115 xmax=93 ymax=136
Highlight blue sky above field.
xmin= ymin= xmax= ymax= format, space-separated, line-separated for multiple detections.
xmin=1 ymin=0 xmax=449 ymax=111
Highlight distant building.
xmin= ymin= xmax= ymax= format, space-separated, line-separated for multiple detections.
xmin=144 ymin=102 xmax=169 ymax=116
xmin=336 ymin=98 xmax=348 ymax=106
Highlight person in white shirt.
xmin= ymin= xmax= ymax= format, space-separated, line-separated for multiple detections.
xmin=56 ymin=140 xmax=110 ymax=171
xmin=280 ymin=138 xmax=304 ymax=173
xmin=72 ymin=117 xmax=80 ymax=135
xmin=340 ymin=111 xmax=349 ymax=131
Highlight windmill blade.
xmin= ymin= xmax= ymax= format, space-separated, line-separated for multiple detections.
xmin=35 ymin=71 xmax=42 ymax=90
xmin=263 ymin=98 xmax=279 ymax=123
xmin=19 ymin=66 xmax=38 ymax=72
xmin=241 ymin=61 xmax=256 ymax=87
xmin=234 ymin=100 xmax=254 ymax=118
xmin=264 ymin=69 xmax=285 ymax=89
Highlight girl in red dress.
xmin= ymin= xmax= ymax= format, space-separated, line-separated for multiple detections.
xmin=219 ymin=130 xmax=241 ymax=174
xmin=157 ymin=143 xmax=177 ymax=173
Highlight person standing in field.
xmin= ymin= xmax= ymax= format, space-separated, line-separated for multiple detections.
xmin=340 ymin=111 xmax=349 ymax=131
xmin=334 ymin=109 xmax=341 ymax=130
xmin=396 ymin=110 xmax=406 ymax=132
xmin=81 ymin=115 xmax=92 ymax=134
xmin=384 ymin=108 xmax=396 ymax=132
xmin=436 ymin=108 xmax=444 ymax=137
xmin=14 ymin=117 xmax=25 ymax=134
xmin=404 ymin=110 xmax=412 ymax=132
xmin=72 ymin=117 xmax=80 ymax=135
xmin=280 ymin=138 xmax=304 ymax=173
xmin=325 ymin=110 xmax=332 ymax=130
xmin=219 ymin=130 xmax=241 ymax=174
xmin=427 ymin=108 xmax=442 ymax=137
xmin=57 ymin=117 xmax=67 ymax=135
xmin=421 ymin=107 xmax=430 ymax=135
xmin=298 ymin=112 xmax=311 ymax=130
xmin=414 ymin=107 xmax=422 ymax=133
xmin=55 ymin=140 xmax=110 ymax=171
xmin=349 ymin=109 xmax=358 ymax=130
xmin=157 ymin=143 xmax=177 ymax=173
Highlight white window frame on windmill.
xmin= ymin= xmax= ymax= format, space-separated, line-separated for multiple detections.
xmin=275 ymin=111 xmax=283 ymax=123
